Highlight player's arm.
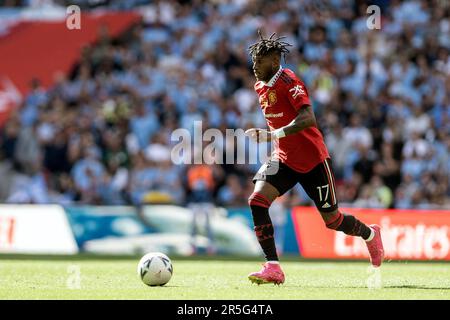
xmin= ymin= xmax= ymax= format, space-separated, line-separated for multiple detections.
xmin=271 ymin=78 xmax=316 ymax=139
xmin=245 ymin=127 xmax=273 ymax=142
xmin=273 ymin=104 xmax=316 ymax=138
xmin=245 ymin=105 xmax=316 ymax=142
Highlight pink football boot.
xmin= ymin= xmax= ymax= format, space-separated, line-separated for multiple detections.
xmin=248 ymin=262 xmax=285 ymax=285
xmin=366 ymin=224 xmax=385 ymax=267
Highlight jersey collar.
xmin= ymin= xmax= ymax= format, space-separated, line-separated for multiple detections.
xmin=265 ymin=66 xmax=283 ymax=87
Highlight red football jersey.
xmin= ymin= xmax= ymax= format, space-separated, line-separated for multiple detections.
xmin=254 ymin=67 xmax=329 ymax=173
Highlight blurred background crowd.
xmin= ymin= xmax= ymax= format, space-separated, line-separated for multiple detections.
xmin=0 ymin=0 xmax=449 ymax=209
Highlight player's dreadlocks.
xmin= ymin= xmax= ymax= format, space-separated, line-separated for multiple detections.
xmin=248 ymin=30 xmax=292 ymax=62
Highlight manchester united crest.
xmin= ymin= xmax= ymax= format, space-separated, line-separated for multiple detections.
xmin=268 ymin=91 xmax=277 ymax=105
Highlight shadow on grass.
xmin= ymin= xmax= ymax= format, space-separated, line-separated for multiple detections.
xmin=281 ymin=284 xmax=450 ymax=290
xmin=383 ymin=285 xmax=450 ymax=290
xmin=281 ymin=285 xmax=366 ymax=289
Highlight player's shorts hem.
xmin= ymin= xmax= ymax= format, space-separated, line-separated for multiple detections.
xmin=252 ymin=160 xmax=299 ymax=196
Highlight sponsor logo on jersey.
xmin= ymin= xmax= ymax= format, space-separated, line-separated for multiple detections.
xmin=265 ymin=112 xmax=284 ymax=118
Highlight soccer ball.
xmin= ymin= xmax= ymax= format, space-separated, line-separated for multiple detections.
xmin=137 ymin=252 xmax=173 ymax=286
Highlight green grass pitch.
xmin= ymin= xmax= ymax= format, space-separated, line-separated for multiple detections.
xmin=0 ymin=257 xmax=449 ymax=299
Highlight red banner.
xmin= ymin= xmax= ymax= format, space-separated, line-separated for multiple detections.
xmin=0 ymin=12 xmax=141 ymax=126
xmin=292 ymin=207 xmax=450 ymax=261
xmin=0 ymin=12 xmax=141 ymax=95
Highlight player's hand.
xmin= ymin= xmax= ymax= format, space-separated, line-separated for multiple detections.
xmin=245 ymin=128 xmax=272 ymax=142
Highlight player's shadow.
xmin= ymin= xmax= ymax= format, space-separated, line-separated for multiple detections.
xmin=283 ymin=284 xmax=450 ymax=290
xmin=282 ymin=285 xmax=368 ymax=289
xmin=384 ymin=285 xmax=450 ymax=290
xmin=158 ymin=285 xmax=182 ymax=288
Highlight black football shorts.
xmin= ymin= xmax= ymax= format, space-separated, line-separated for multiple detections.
xmin=253 ymin=158 xmax=338 ymax=212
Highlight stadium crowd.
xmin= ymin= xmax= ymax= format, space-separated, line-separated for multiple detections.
xmin=0 ymin=0 xmax=449 ymax=209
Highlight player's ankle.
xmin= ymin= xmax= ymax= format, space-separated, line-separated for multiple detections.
xmin=365 ymin=227 xmax=375 ymax=242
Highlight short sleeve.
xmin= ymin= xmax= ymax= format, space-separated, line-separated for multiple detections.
xmin=287 ymin=79 xmax=311 ymax=112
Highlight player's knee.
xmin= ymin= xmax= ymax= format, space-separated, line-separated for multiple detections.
xmin=323 ymin=210 xmax=344 ymax=230
xmin=248 ymin=192 xmax=272 ymax=208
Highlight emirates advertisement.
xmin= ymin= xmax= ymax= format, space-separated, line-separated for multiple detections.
xmin=292 ymin=207 xmax=450 ymax=261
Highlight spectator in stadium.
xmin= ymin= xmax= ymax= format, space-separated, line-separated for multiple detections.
xmin=217 ymin=174 xmax=246 ymax=207
xmin=71 ymin=146 xmax=105 ymax=204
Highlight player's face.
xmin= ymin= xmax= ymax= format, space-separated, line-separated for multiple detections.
xmin=252 ymin=54 xmax=278 ymax=82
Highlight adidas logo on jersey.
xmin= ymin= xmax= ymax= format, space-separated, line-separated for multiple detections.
xmin=322 ymin=202 xmax=331 ymax=209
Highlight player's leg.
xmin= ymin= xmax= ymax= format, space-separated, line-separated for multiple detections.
xmin=248 ymin=180 xmax=280 ymax=262
xmin=300 ymin=158 xmax=384 ymax=267
xmin=248 ymin=161 xmax=297 ymax=284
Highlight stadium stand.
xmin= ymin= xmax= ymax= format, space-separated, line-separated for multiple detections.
xmin=0 ymin=0 xmax=448 ymax=209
